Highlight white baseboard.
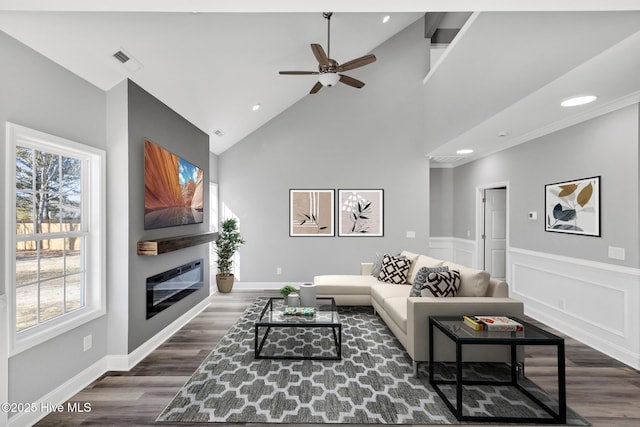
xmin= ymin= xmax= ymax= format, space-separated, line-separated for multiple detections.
xmin=233 ymin=282 xmax=308 ymax=291
xmin=8 ymin=296 xmax=212 ymax=426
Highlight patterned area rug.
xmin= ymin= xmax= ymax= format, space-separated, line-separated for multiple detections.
xmin=158 ymin=298 xmax=589 ymax=425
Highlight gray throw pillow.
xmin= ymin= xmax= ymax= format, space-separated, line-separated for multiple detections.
xmin=409 ymin=266 xmax=449 ymax=297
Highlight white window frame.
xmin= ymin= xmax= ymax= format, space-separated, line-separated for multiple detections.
xmin=5 ymin=123 xmax=106 ymax=356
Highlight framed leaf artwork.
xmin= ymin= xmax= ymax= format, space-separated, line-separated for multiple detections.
xmin=289 ymin=189 xmax=335 ymax=236
xmin=545 ymin=176 xmax=600 ymax=236
xmin=338 ymin=189 xmax=384 ymax=236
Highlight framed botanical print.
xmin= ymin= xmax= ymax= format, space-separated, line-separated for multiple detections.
xmin=545 ymin=176 xmax=600 ymax=236
xmin=338 ymin=189 xmax=384 ymax=236
xmin=289 ymin=189 xmax=335 ymax=236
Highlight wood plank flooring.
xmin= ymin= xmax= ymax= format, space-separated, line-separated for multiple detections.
xmin=36 ymin=290 xmax=640 ymax=426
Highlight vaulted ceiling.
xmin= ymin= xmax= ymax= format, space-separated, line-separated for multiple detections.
xmin=1 ymin=1 xmax=639 ymax=162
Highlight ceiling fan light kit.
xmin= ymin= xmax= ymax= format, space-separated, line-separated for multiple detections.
xmin=279 ymin=12 xmax=377 ymax=94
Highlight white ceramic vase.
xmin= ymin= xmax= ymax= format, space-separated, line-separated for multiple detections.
xmin=299 ymin=283 xmax=316 ymax=307
xmin=287 ymin=293 xmax=300 ymax=307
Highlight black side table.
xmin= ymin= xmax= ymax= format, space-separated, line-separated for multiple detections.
xmin=429 ymin=316 xmax=566 ymax=424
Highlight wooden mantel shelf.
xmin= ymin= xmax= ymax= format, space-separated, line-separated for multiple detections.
xmin=137 ymin=231 xmax=218 ymax=256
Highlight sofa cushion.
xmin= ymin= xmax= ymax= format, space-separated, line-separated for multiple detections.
xmin=378 ymin=254 xmax=411 ymax=284
xmin=383 ymin=297 xmax=408 ymax=333
xmin=313 ymin=275 xmax=379 ymax=295
xmin=421 ymin=270 xmax=461 ymax=297
xmin=406 ymin=254 xmax=446 ymax=285
xmin=443 ymin=261 xmax=490 ymax=297
xmin=409 ymin=266 xmax=449 ymax=297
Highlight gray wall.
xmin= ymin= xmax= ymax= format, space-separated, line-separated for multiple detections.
xmin=429 ymin=167 xmax=454 ymax=237
xmin=450 ymin=104 xmax=639 ymax=268
xmin=210 ymin=151 xmax=219 ymax=183
xmin=218 ymin=18 xmax=430 ymax=282
xmin=0 ymin=31 xmax=109 ymax=405
xmin=127 ymin=80 xmax=210 ymax=351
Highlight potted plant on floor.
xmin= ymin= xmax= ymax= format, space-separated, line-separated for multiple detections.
xmin=215 ymin=218 xmax=245 ymax=293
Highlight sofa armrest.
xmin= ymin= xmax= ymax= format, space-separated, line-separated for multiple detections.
xmin=486 ymin=279 xmax=509 ymax=297
xmin=360 ymin=262 xmax=374 ymax=276
xmin=406 ymin=297 xmax=525 ymax=362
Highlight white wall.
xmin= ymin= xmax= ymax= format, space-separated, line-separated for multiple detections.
xmin=431 ymin=104 xmax=640 ymax=368
xmin=218 ymin=18 xmax=431 ymax=283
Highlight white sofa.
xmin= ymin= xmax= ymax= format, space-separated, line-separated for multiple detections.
xmin=313 ymin=250 xmax=525 ymax=374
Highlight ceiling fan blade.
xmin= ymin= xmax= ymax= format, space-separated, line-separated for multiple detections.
xmin=339 ymin=74 xmax=365 ymax=89
xmin=279 ymin=71 xmax=319 ymax=75
xmin=309 ymin=81 xmax=323 ymax=94
xmin=311 ymin=44 xmax=331 ymax=67
xmin=337 ymin=54 xmax=376 ymax=72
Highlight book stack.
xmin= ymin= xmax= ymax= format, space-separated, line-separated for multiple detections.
xmin=283 ymin=307 xmax=316 ymax=316
xmin=463 ymin=315 xmax=523 ymax=331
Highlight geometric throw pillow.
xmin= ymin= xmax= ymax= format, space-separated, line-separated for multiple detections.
xmin=409 ymin=266 xmax=450 ymax=297
xmin=371 ymin=252 xmax=402 ymax=277
xmin=377 ymin=254 xmax=412 ymax=284
xmin=420 ymin=270 xmax=461 ymax=297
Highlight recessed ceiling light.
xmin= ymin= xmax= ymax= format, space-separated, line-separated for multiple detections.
xmin=382 ymin=15 xmax=391 ymax=24
xmin=252 ymin=104 xmax=261 ymax=111
xmin=560 ymin=95 xmax=597 ymax=107
xmin=456 ymin=149 xmax=474 ymax=155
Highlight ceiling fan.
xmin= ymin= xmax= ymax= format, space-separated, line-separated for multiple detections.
xmin=279 ymin=12 xmax=377 ymax=94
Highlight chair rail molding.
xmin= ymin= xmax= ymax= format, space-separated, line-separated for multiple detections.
xmin=509 ymin=246 xmax=640 ymax=370
xmin=429 ymin=237 xmax=478 ymax=268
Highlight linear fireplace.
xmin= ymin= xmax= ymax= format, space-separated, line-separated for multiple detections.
xmin=146 ymin=259 xmax=203 ymax=319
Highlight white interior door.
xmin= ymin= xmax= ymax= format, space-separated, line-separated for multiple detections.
xmin=483 ymin=188 xmax=507 ymax=279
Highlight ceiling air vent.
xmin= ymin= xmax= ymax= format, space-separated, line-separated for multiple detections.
xmin=214 ymin=129 xmax=225 ymax=137
xmin=112 ymin=48 xmax=143 ymax=73
xmin=113 ymin=50 xmax=130 ymax=64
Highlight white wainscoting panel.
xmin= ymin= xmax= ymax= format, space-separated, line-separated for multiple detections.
xmin=509 ymin=247 xmax=640 ymax=370
xmin=429 ymin=237 xmax=478 ymax=268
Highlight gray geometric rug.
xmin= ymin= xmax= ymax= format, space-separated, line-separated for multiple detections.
xmin=157 ymin=297 xmax=589 ymax=424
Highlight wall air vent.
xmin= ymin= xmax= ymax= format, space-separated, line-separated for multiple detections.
xmin=113 ymin=50 xmax=130 ymax=63
xmin=112 ymin=48 xmax=143 ymax=73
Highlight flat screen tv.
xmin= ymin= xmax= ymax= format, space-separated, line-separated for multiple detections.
xmin=144 ymin=139 xmax=204 ymax=230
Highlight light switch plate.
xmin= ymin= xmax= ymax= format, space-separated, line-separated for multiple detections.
xmin=608 ymin=246 xmax=625 ymax=261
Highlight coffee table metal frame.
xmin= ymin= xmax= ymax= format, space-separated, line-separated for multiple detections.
xmin=429 ymin=315 xmax=566 ymax=424
xmin=254 ymin=297 xmax=342 ymax=360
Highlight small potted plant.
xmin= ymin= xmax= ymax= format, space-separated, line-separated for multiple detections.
xmin=215 ymin=218 xmax=245 ymax=293
xmin=279 ymin=285 xmax=297 ymax=305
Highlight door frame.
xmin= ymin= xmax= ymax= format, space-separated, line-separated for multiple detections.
xmin=475 ymin=181 xmax=510 ymax=283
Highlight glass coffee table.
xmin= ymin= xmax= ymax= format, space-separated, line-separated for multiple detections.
xmin=254 ymin=297 xmax=342 ymax=360
xmin=429 ymin=315 xmax=566 ymax=424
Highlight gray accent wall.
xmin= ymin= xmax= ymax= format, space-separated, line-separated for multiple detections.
xmin=449 ymin=104 xmax=639 ymax=268
xmin=0 ymin=31 xmax=109 ymax=406
xmin=218 ymin=18 xmax=430 ymax=282
xmin=126 ymin=80 xmax=210 ymax=351
xmin=429 ymin=167 xmax=454 ymax=237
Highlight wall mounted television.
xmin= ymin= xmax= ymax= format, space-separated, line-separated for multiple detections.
xmin=144 ymin=139 xmax=204 ymax=230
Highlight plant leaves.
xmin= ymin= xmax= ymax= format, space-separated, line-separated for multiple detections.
xmin=299 ymin=220 xmax=306 ymax=225
xmin=558 ymin=184 xmax=578 ymax=197
xmin=360 ymin=216 xmax=369 ymax=220
xmin=553 ymin=203 xmax=576 ymax=221
xmin=304 ymin=214 xmax=311 ymax=220
xmin=351 ymin=223 xmax=356 ymax=232
xmin=363 ymin=201 xmax=371 ymax=210
xmin=352 ymin=212 xmax=358 ymax=221
xmin=319 ymin=226 xmax=327 ymax=230
xmin=577 ymin=183 xmax=593 ymax=207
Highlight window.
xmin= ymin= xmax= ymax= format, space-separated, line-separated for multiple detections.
xmin=5 ymin=123 xmax=105 ymax=355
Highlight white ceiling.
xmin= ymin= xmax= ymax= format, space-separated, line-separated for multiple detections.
xmin=1 ymin=1 xmax=640 ymax=160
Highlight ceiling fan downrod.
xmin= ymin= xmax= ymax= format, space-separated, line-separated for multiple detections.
xmin=323 ymin=12 xmax=333 ymax=59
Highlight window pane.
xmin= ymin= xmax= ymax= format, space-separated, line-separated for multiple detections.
xmin=66 ymin=238 xmax=82 ymax=275
xmin=36 ymin=193 xmax=61 ymax=231
xmin=35 ymin=150 xmax=60 ymax=192
xmin=16 ymin=146 xmax=34 ymax=190
xmin=65 ymin=274 xmax=83 ymax=312
xmin=16 ymin=241 xmax=38 ymax=285
xmin=40 ymin=240 xmax=64 ymax=281
xmin=16 ymin=192 xmax=34 ymax=233
xmin=61 ymin=194 xmax=81 ymax=225
xmin=16 ymin=282 xmax=38 ymax=331
xmin=40 ymin=277 xmax=64 ymax=323
xmin=61 ymin=156 xmax=81 ymax=193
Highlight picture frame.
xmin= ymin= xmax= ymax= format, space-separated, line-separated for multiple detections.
xmin=289 ymin=189 xmax=335 ymax=236
xmin=338 ymin=189 xmax=384 ymax=237
xmin=545 ymin=176 xmax=600 ymax=236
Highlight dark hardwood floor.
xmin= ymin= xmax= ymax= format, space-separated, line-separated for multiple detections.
xmin=36 ymin=290 xmax=640 ymax=426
